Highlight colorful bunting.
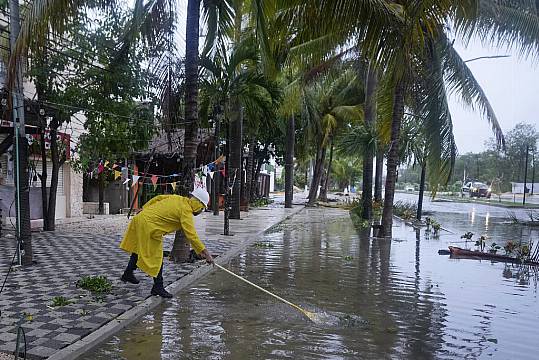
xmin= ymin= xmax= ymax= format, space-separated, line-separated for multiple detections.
xmin=114 ymin=170 xmax=121 ymax=180
xmin=132 ymin=175 xmax=140 ymax=187
xmin=123 ymin=178 xmax=131 ymax=185
xmin=171 ymin=182 xmax=177 ymax=192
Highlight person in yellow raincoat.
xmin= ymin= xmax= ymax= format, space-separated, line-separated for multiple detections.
xmin=120 ymin=188 xmax=213 ymax=298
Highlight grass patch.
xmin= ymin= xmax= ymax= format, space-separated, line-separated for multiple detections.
xmin=250 ymin=197 xmax=274 ymax=208
xmin=77 ymin=275 xmax=112 ymax=295
xmin=51 ymin=296 xmax=71 ymax=307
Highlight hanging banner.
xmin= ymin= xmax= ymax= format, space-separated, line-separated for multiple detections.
xmin=132 ymin=175 xmax=140 ymax=187
xmin=214 ymin=155 xmax=225 ymax=165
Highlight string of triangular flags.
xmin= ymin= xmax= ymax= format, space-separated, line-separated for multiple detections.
xmin=88 ymin=155 xmax=227 ymax=191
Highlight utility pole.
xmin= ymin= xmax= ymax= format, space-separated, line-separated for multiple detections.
xmin=9 ymin=0 xmax=33 ymax=265
xmin=523 ymin=145 xmax=529 ymax=206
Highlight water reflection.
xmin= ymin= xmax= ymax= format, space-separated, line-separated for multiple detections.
xmin=85 ymin=209 xmax=539 ymax=360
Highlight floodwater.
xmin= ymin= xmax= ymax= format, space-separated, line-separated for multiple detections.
xmin=84 ymin=205 xmax=539 ymax=360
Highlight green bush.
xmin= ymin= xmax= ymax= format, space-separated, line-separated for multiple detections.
xmin=393 ymin=201 xmax=417 ymax=220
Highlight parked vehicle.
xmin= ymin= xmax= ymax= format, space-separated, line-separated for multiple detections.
xmin=462 ymin=181 xmax=491 ymax=198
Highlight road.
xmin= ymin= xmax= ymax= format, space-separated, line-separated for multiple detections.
xmin=394 ymin=191 xmax=533 ymax=220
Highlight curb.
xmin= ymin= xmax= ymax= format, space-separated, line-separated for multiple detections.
xmin=47 ymin=206 xmax=304 ymax=360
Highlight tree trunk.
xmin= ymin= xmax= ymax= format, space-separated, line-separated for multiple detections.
xmin=244 ymin=138 xmax=256 ymax=205
xmin=374 ymin=148 xmax=384 ymax=203
xmin=284 ymin=115 xmax=295 ymax=208
xmin=361 ymin=61 xmax=378 ymax=220
xmin=98 ymin=171 xmax=105 ymax=215
xmin=252 ymin=157 xmax=263 ymax=200
xmin=229 ymin=98 xmax=242 ymax=219
xmin=171 ymin=0 xmax=201 ymax=263
xmin=417 ymin=163 xmax=426 ymax=221
xmin=381 ymin=81 xmax=405 ymax=237
xmin=46 ymin=119 xmax=61 ymax=230
xmin=319 ymin=143 xmax=333 ymax=202
xmin=307 ymin=146 xmax=326 ymax=205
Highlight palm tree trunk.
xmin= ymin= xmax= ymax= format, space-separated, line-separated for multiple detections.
xmin=381 ymin=81 xmax=405 ymax=237
xmin=374 ymin=149 xmax=384 ymax=202
xmin=229 ymin=98 xmax=242 ymax=219
xmin=308 ymin=146 xmax=326 ymax=205
xmin=361 ymin=62 xmax=378 ymax=219
xmin=284 ymin=115 xmax=295 ymax=208
xmin=417 ymin=163 xmax=426 ymax=221
xmin=319 ymin=143 xmax=333 ymax=202
xmin=244 ymin=137 xmax=256 ymax=207
xmin=171 ymin=0 xmax=200 ymax=263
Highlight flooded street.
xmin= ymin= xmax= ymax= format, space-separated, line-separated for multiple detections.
xmin=85 ymin=204 xmax=539 ymax=359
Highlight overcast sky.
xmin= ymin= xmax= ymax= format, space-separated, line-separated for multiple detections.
xmin=448 ymin=39 xmax=538 ymax=154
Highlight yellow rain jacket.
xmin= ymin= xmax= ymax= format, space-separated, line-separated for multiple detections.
xmin=119 ymin=195 xmax=206 ymax=277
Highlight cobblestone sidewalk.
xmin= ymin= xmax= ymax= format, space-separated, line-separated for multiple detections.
xmin=0 ymin=205 xmax=302 ymax=359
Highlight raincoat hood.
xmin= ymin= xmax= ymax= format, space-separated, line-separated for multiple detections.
xmin=188 ymin=197 xmax=205 ymax=214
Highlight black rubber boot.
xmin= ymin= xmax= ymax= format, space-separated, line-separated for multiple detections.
xmin=121 ymin=271 xmax=140 ymax=284
xmin=151 ymin=285 xmax=173 ymax=298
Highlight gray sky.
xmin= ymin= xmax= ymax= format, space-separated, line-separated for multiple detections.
xmin=449 ymin=39 xmax=539 ymax=154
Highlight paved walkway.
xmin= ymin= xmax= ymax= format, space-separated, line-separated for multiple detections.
xmin=0 ymin=204 xmax=303 ymax=359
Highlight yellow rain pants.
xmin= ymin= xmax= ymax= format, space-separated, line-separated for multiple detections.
xmin=119 ymin=195 xmax=206 ymax=277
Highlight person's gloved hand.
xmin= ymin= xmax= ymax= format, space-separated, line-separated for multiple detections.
xmin=201 ymin=248 xmax=214 ymax=265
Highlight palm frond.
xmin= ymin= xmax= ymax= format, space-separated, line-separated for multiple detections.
xmin=438 ymin=33 xmax=505 ymax=148
xmin=454 ymin=0 xmax=539 ymax=61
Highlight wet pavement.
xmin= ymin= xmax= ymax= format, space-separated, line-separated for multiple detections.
xmin=84 ymin=204 xmax=539 ymax=360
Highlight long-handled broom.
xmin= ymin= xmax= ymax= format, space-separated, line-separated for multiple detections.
xmin=215 ymin=263 xmax=316 ymax=322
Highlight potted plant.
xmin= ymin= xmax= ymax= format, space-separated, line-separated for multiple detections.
xmin=503 ymin=241 xmax=517 ymax=255
xmin=425 ymin=217 xmax=432 ymax=231
xmin=489 ymin=243 xmax=501 ymax=254
xmin=475 ymin=236 xmax=486 ymax=252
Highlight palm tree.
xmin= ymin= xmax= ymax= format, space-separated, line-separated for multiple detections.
xmin=299 ymin=67 xmax=364 ymax=205
xmin=283 ymin=0 xmax=537 ymax=237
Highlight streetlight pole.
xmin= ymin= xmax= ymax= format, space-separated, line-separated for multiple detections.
xmin=9 ymin=0 xmax=32 ymax=265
